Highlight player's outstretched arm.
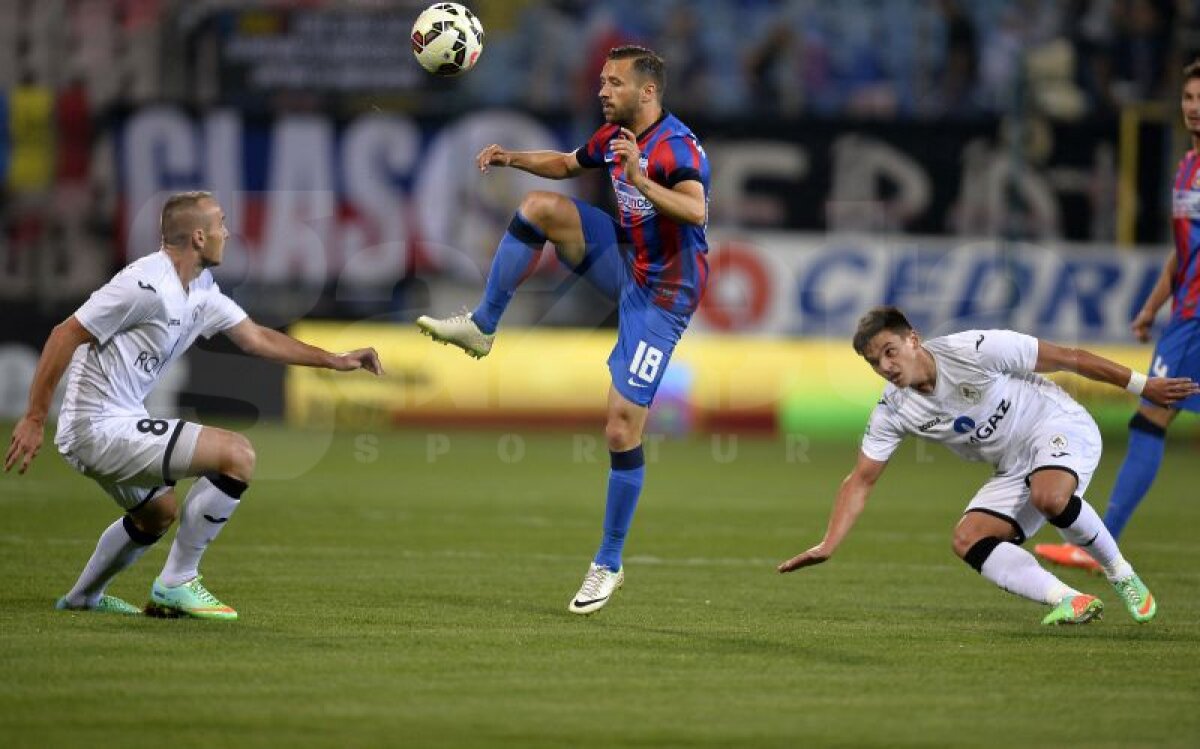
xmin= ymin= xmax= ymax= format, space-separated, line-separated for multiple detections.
xmin=777 ymin=452 xmax=888 ymax=573
xmin=224 ymin=320 xmax=384 ymax=375
xmin=5 ymin=317 xmax=95 ymax=474
xmin=1035 ymin=339 xmax=1199 ymax=407
xmin=476 ymin=144 xmax=585 ymax=180
xmin=1131 ymin=251 xmax=1178 ymax=342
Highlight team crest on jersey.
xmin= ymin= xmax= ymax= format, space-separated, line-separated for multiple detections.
xmin=603 ymin=149 xmax=649 ymax=172
xmin=1049 ymin=434 xmax=1068 ymax=450
xmin=958 ymin=384 xmax=982 ymax=403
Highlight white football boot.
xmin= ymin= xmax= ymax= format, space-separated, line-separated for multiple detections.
xmin=416 ymin=309 xmax=495 ymax=359
xmin=568 ymin=562 xmax=624 ymax=615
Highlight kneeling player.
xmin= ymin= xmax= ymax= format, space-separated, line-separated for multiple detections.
xmin=4 ymin=191 xmax=383 ymax=620
xmin=778 ymin=306 xmax=1198 ymax=626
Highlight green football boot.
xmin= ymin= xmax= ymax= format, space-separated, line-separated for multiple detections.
xmin=145 ymin=576 xmax=238 ymax=621
xmin=55 ymin=594 xmax=142 ymax=616
xmin=1041 ymin=594 xmax=1103 ymax=626
xmin=1112 ymin=573 xmax=1157 ymax=623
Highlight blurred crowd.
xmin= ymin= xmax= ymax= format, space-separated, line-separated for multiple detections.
xmin=1 ymin=0 xmax=1196 ymax=121
xmin=482 ymin=0 xmax=1197 ymax=120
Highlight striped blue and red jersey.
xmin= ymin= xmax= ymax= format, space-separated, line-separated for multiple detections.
xmin=1171 ymin=150 xmax=1200 ymax=322
xmin=575 ymin=111 xmax=710 ymax=314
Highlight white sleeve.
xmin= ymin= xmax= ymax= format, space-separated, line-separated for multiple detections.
xmin=200 ymin=285 xmax=249 ymax=339
xmin=974 ymin=330 xmax=1039 ymax=375
xmin=860 ymin=400 xmax=906 ymax=462
xmin=73 ymin=270 xmax=159 ymax=344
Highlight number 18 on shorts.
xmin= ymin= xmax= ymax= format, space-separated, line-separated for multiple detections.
xmin=611 ymin=337 xmax=674 ymax=407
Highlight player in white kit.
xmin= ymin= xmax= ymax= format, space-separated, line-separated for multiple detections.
xmin=778 ymin=306 xmax=1199 ymax=626
xmin=4 ymin=192 xmax=383 ymax=620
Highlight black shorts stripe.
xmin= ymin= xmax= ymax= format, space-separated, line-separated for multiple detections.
xmin=161 ymin=420 xmax=185 ymax=483
xmin=1024 ymin=464 xmax=1079 ymax=488
xmin=963 ymin=508 xmax=1026 ymax=544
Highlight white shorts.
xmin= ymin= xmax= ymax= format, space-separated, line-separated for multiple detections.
xmin=964 ymin=412 xmax=1103 ymax=542
xmin=58 ymin=417 xmax=203 ymax=511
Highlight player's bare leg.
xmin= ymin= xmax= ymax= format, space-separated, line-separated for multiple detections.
xmin=569 ymin=387 xmax=649 ymax=615
xmin=1028 ymin=469 xmax=1156 ymax=623
xmin=146 ymin=427 xmax=254 ymax=621
xmin=417 ymin=191 xmax=587 ymax=357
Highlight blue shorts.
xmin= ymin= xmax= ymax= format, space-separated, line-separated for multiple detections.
xmin=1145 ymin=318 xmax=1200 ymax=412
xmin=570 ymin=198 xmax=691 ymax=407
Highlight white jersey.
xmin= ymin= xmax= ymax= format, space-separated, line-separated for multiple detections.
xmin=55 ymin=251 xmax=247 ymax=448
xmin=860 ymin=330 xmax=1089 ymax=470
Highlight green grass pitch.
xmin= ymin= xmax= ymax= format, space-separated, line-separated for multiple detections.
xmin=2 ymin=425 xmax=1198 ymax=747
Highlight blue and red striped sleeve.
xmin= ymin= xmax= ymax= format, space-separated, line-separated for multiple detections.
xmin=574 ymin=124 xmax=618 ymax=169
xmin=649 ymin=136 xmax=704 ymax=188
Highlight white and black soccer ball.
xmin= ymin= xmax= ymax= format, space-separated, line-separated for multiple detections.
xmin=411 ymin=3 xmax=484 ymax=76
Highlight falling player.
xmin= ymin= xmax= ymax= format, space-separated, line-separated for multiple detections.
xmin=778 ymin=307 xmax=1199 ymax=626
xmin=416 ymin=46 xmax=710 ymax=614
xmin=1037 ymin=59 xmax=1200 ymax=572
xmin=4 ymin=191 xmax=383 ymax=620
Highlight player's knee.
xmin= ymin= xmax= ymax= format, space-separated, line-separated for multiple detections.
xmin=519 ymin=191 xmax=565 ymax=229
xmin=1029 ymin=487 xmax=1068 ymax=516
xmin=224 ymin=434 xmax=256 ymax=483
xmin=604 ymin=419 xmax=636 ymax=452
xmin=951 ymin=528 xmax=980 ymax=559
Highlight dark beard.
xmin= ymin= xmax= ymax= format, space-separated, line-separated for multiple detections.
xmin=605 ymin=104 xmax=635 ymax=128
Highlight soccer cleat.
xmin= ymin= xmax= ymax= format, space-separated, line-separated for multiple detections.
xmin=1112 ymin=573 xmax=1157 ymax=623
xmin=1041 ymin=594 xmax=1103 ymax=626
xmin=416 ymin=309 xmax=495 ymax=359
xmin=145 ymin=576 xmax=238 ymax=621
xmin=55 ymin=594 xmax=142 ymax=616
xmin=568 ymin=562 xmax=624 ymax=615
xmin=1034 ymin=543 xmax=1102 ymax=573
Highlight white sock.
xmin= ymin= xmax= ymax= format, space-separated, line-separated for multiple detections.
xmin=980 ymin=541 xmax=1079 ymax=605
xmin=159 ymin=477 xmax=242 ymax=587
xmin=64 ymin=517 xmax=157 ymax=607
xmin=1053 ymin=498 xmax=1133 ymax=581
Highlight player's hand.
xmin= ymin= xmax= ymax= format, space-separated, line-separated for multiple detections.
xmin=476 ymin=144 xmax=511 ymax=173
xmin=611 ymin=128 xmax=646 ymax=188
xmin=1142 ymin=376 xmax=1200 ymax=407
xmin=331 ymin=348 xmax=385 ymax=376
xmin=5 ymin=416 xmax=45 ymax=475
xmin=777 ymin=544 xmax=832 ymax=573
xmin=1131 ymin=308 xmax=1157 ymax=343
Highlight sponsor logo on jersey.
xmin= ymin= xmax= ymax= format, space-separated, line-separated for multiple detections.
xmin=975 ymin=334 xmax=985 ymax=351
xmin=967 ymin=399 xmax=1010 ymax=444
xmin=952 ymin=416 xmax=976 ymax=434
xmin=918 ymin=415 xmax=948 ymax=432
xmin=134 ymin=350 xmax=165 ymax=374
xmin=137 ymin=280 xmax=156 ymax=293
xmin=613 ymin=179 xmax=655 ymax=219
xmin=1173 ymin=189 xmax=1200 ymax=218
xmin=168 ymin=318 xmax=181 ymax=327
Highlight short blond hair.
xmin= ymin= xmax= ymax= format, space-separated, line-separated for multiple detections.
xmin=160 ymin=191 xmax=215 ymax=248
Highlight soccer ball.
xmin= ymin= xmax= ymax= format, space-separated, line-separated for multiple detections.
xmin=411 ymin=3 xmax=484 ymax=76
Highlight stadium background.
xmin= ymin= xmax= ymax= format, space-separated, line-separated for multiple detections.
xmin=2 ymin=0 xmax=1196 ymax=435
xmin=2 ymin=2 xmax=1199 ymax=747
